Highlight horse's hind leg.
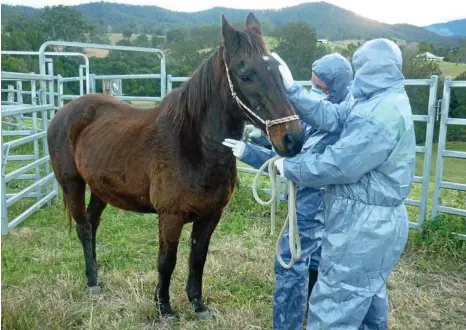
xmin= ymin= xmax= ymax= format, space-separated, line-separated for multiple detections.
xmin=63 ymin=179 xmax=100 ymax=292
xmin=86 ymin=193 xmax=107 ymax=265
xmin=155 ymin=213 xmax=183 ymax=319
xmin=186 ymin=209 xmax=223 ymax=320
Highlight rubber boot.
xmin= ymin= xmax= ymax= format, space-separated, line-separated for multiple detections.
xmin=304 ymin=269 xmax=319 ymax=321
xmin=308 ymin=269 xmax=318 ymax=300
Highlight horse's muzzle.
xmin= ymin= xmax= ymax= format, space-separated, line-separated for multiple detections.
xmin=279 ymin=130 xmax=304 ymax=157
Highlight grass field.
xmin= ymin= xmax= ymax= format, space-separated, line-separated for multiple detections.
xmin=438 ymin=61 xmax=466 ymax=78
xmin=80 ymin=34 xmax=142 ymax=58
xmin=83 ymin=34 xmax=276 ymax=58
xmin=1 ymin=128 xmax=465 ymax=329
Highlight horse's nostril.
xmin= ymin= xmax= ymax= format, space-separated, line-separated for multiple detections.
xmin=283 ymin=132 xmax=294 ymax=151
xmin=282 ymin=131 xmax=304 ymax=156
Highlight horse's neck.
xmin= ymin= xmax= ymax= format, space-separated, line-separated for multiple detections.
xmin=199 ymin=98 xmax=244 ymax=164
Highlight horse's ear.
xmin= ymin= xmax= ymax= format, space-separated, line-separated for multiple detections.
xmin=245 ymin=12 xmax=262 ymax=36
xmin=221 ymin=14 xmax=238 ymax=54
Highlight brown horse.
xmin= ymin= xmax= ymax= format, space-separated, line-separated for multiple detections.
xmin=47 ymin=12 xmax=304 ymax=320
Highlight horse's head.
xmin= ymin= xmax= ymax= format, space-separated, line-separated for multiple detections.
xmin=221 ymin=13 xmax=304 ymax=157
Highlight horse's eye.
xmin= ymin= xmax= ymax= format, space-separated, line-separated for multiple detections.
xmin=239 ymin=74 xmax=251 ymax=83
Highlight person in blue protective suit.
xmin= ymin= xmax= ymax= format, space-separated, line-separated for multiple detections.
xmin=223 ymin=52 xmax=354 ymax=330
xmin=273 ymin=38 xmax=416 ymax=329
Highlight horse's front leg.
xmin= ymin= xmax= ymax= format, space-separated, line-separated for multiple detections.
xmin=155 ymin=213 xmax=183 ymax=320
xmin=186 ymin=209 xmax=223 ymax=320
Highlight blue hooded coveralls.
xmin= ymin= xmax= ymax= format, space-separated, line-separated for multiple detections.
xmin=241 ymin=53 xmax=354 ymax=329
xmin=283 ymin=39 xmax=415 ymax=329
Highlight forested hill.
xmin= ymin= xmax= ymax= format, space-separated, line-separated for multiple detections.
xmin=1 ymin=2 xmax=464 ymax=46
xmin=425 ymin=19 xmax=466 ymax=37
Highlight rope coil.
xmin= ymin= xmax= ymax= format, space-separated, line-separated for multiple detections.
xmin=224 ymin=56 xmax=301 ymax=269
xmin=251 ymin=156 xmax=301 ymax=269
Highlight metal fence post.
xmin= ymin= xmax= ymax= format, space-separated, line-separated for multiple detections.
xmin=1 ymin=167 xmax=8 ymax=235
xmin=46 ymin=60 xmax=57 ymax=203
xmin=84 ymin=62 xmax=90 ymax=94
xmin=31 ymin=77 xmax=41 ymax=202
xmin=15 ymin=81 xmax=23 ymax=104
xmin=167 ymin=74 xmax=172 ymax=94
xmin=91 ymin=74 xmax=96 ymax=93
xmin=1 ymin=134 xmax=8 ymax=235
xmin=15 ymin=81 xmax=24 ymax=129
xmin=47 ymin=60 xmax=55 ymax=119
xmin=7 ymin=85 xmax=14 ymax=104
xmin=417 ymin=75 xmax=438 ymax=230
xmin=160 ymin=56 xmax=166 ymax=98
xmin=432 ymin=76 xmax=451 ymax=219
xmin=7 ymin=85 xmax=15 ymax=128
xmin=57 ymin=74 xmax=64 ymax=109
xmin=79 ymin=65 xmax=85 ymax=96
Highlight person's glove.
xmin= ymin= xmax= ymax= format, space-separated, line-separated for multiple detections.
xmin=244 ymin=124 xmax=262 ymax=139
xmin=271 ymin=52 xmax=295 ymax=91
xmin=222 ymin=138 xmax=246 ymax=159
xmin=273 ymin=158 xmax=285 ymax=178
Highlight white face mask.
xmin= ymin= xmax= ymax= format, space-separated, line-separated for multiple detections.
xmin=309 ymin=87 xmax=328 ymax=101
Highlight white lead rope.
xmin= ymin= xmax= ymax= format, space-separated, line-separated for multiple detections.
xmin=251 ymin=155 xmax=301 ymax=269
xmin=223 ymin=57 xmax=301 ymax=269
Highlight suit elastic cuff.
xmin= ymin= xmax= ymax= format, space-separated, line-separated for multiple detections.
xmin=286 ymin=82 xmax=302 ymax=96
xmin=240 ymin=142 xmax=252 ymax=161
xmin=283 ymin=159 xmax=300 ymax=184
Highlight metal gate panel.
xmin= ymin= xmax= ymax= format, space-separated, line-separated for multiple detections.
xmin=1 ymin=72 xmax=57 ymax=235
xmin=404 ymin=76 xmax=439 ymax=230
xmin=432 ymin=78 xmax=466 ymax=228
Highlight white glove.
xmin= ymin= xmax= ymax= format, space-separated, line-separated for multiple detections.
xmin=244 ymin=124 xmax=263 ymax=139
xmin=273 ymin=158 xmax=285 ymax=178
xmin=222 ymin=138 xmax=246 ymax=159
xmin=271 ymin=52 xmax=294 ymax=91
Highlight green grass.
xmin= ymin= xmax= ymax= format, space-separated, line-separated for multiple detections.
xmin=2 ymin=136 xmax=465 ymax=329
xmin=439 ymin=61 xmax=466 ymax=78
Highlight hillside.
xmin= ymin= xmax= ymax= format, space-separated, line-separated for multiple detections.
xmin=425 ymin=19 xmax=466 ymax=37
xmin=1 ymin=2 xmax=464 ymax=47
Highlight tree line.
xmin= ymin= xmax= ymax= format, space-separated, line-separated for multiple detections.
xmin=3 ymin=3 xmax=465 ymax=47
xmin=1 ymin=5 xmax=465 ymax=142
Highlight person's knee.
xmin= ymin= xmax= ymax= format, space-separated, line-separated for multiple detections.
xmin=361 ymin=293 xmax=388 ymax=329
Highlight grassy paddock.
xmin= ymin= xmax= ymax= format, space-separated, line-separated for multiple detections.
xmin=1 ymin=140 xmax=465 ymax=329
xmin=438 ymin=61 xmax=466 ymax=78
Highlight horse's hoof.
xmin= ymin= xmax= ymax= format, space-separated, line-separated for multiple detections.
xmin=156 ymin=302 xmax=179 ymax=323
xmin=88 ymin=285 xmax=102 ymax=294
xmin=196 ymin=310 xmax=213 ymax=321
xmin=160 ymin=313 xmax=180 ymax=324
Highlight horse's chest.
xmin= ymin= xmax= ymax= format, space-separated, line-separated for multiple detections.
xmin=186 ymin=164 xmax=237 ymax=214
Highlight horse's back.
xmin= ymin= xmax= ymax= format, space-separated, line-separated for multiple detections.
xmin=47 ymin=93 xmax=159 ymax=212
xmin=48 ymin=94 xmax=130 ymax=146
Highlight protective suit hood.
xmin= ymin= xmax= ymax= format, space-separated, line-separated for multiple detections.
xmin=351 ymin=38 xmax=405 ymax=101
xmin=312 ymin=53 xmax=353 ymax=103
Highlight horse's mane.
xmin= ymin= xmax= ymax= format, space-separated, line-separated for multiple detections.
xmin=160 ymin=28 xmax=268 ymax=133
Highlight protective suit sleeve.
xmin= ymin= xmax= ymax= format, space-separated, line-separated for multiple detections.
xmin=240 ymin=142 xmax=277 ymax=172
xmin=249 ymin=135 xmax=271 ymax=147
xmin=286 ymin=83 xmax=352 ymax=133
xmin=283 ymin=115 xmax=397 ymax=188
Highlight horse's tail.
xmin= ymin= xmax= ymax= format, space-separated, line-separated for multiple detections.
xmin=63 ymin=195 xmax=73 ymax=234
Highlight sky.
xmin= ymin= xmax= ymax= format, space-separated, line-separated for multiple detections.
xmin=2 ymin=0 xmax=466 ymax=26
